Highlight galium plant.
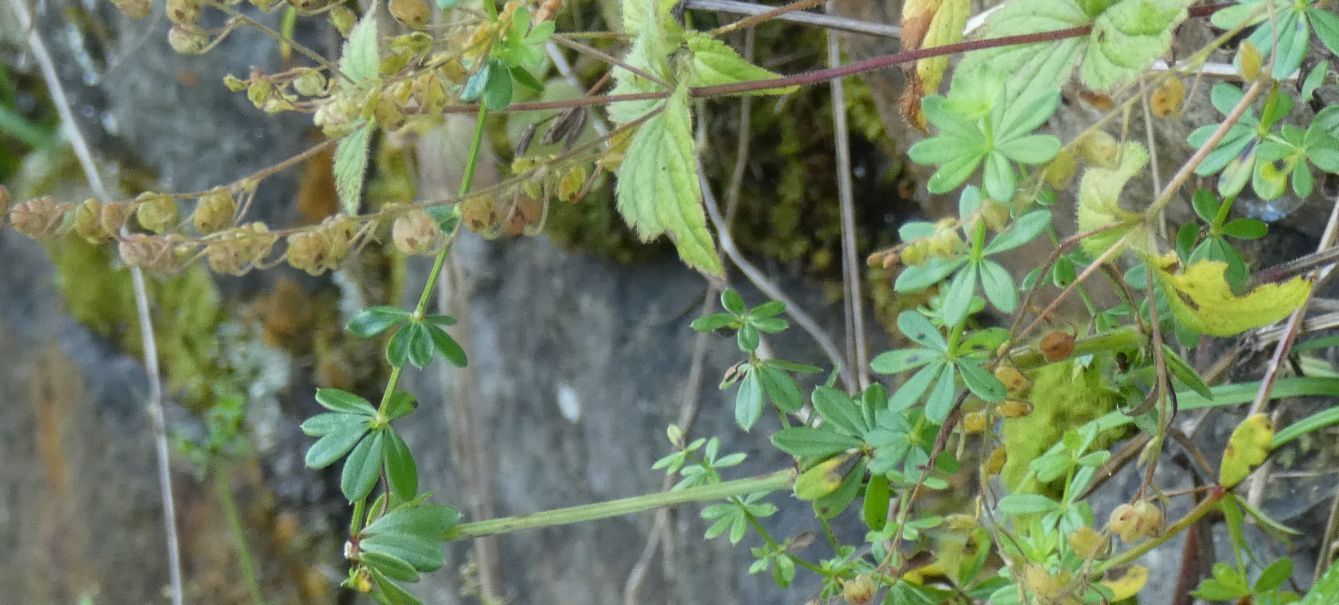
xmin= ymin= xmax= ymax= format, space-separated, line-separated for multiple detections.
xmin=9 ymin=0 xmax=1339 ymax=603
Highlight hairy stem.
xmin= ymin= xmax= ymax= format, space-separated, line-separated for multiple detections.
xmin=444 ymin=470 xmax=797 ymax=541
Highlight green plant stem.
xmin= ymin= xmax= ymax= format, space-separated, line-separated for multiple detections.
xmin=1008 ymin=326 xmax=1145 ymax=369
xmin=1097 ymin=488 xmax=1226 ymax=573
xmin=443 ymin=470 xmax=797 ymax=541
xmin=215 ymin=469 xmax=267 ymax=605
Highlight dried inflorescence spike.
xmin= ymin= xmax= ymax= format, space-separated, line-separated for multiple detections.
xmin=193 ymin=188 xmax=237 ymax=234
xmin=136 ymin=192 xmax=179 ymax=233
xmin=206 ymin=222 xmax=275 ymax=275
xmin=285 ymin=215 xmax=359 ymax=275
xmin=392 ymin=208 xmax=442 ymax=255
xmin=118 ymin=233 xmax=191 ymax=271
xmin=10 ymin=196 xmax=72 ymax=240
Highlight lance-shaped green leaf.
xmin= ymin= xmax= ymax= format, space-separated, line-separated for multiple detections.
xmin=334 ymin=121 xmax=375 ymax=216
xmin=683 ymin=32 xmax=796 ymax=95
xmin=340 ymin=11 xmax=379 ymax=83
xmin=614 ymin=85 xmax=723 ymax=275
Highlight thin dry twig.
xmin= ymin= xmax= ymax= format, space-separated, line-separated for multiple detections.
xmin=686 ymin=0 xmax=900 ymax=38
xmin=10 ymin=3 xmax=184 ymax=604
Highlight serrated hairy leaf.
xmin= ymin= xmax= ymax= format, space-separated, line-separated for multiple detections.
xmin=683 ymin=32 xmax=795 ymax=95
xmin=614 ymin=85 xmax=723 ymax=275
xmin=340 ymin=11 xmax=379 ymax=83
xmin=334 ymin=122 xmax=374 ymax=216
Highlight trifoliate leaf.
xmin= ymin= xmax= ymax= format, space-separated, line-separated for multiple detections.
xmin=334 ymin=121 xmax=375 ymax=217
xmin=683 ymin=32 xmax=796 ymax=95
xmin=340 ymin=11 xmax=379 ymax=83
xmin=1076 ymin=141 xmax=1151 ymax=257
xmin=899 ymin=0 xmax=971 ymax=130
xmin=1219 ymin=413 xmax=1272 ymax=488
xmin=1081 ymin=0 xmax=1192 ymax=91
xmin=614 ymin=85 xmax=723 ymax=276
xmin=1155 ymin=256 xmax=1311 ymax=337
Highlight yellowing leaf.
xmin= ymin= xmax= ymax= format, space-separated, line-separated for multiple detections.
xmin=899 ymin=0 xmax=970 ymax=130
xmin=334 ymin=121 xmax=375 ymax=216
xmin=1076 ymin=141 xmax=1151 ymax=257
xmin=1101 ymin=564 xmax=1149 ymax=601
xmin=614 ymin=85 xmax=723 ymax=276
xmin=1155 ymin=257 xmax=1311 ymax=337
xmin=1219 ymin=413 xmax=1273 ymax=488
xmin=793 ymin=454 xmax=852 ymax=501
xmin=683 ymin=32 xmax=796 ymax=95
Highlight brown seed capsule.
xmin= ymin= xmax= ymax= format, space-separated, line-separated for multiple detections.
xmin=168 ymin=25 xmax=211 ymax=55
xmin=286 ymin=230 xmax=333 ymax=275
xmin=112 ymin=0 xmax=152 ymax=18
xmin=136 ymin=192 xmax=179 ymax=233
xmin=393 ymin=208 xmax=443 ymax=255
xmin=389 ymin=0 xmax=431 ymax=29
xmin=99 ymin=201 xmax=133 ymax=237
xmin=1040 ymin=330 xmax=1075 ymax=362
xmin=206 ymin=222 xmax=274 ymax=275
xmin=962 ymin=411 xmax=989 ymax=434
xmin=993 ymin=365 xmax=1030 ymax=395
xmin=322 ymin=214 xmax=358 ymax=265
xmin=193 ymin=188 xmax=237 ymax=234
xmin=841 ymin=574 xmax=876 ymax=605
xmin=984 ymin=446 xmax=1007 ymax=476
xmin=460 ymin=194 xmax=498 ymax=233
xmin=995 ymin=399 xmax=1033 ymax=418
xmin=74 ymin=199 xmax=110 ymax=244
xmin=166 ymin=0 xmax=201 ymax=25
xmin=10 ymin=196 xmax=72 ymax=240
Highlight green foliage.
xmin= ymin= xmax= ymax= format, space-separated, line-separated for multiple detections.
xmin=1213 ymin=0 xmax=1339 ymax=80
xmin=1001 ymin=361 xmax=1121 ymax=493
xmin=870 ymin=311 xmax=1006 ymax=422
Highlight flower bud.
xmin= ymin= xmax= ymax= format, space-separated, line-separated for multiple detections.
xmin=168 ymin=25 xmax=211 ymax=55
xmin=10 ymin=196 xmax=71 ymax=239
xmin=393 ymin=208 xmax=442 ymax=255
xmin=136 ymin=192 xmax=179 ymax=233
xmin=193 ymin=188 xmax=236 ymax=234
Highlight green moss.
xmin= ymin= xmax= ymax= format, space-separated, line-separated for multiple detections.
xmin=47 ymin=235 xmax=225 ymax=408
xmin=1000 ymin=360 xmax=1121 ymax=495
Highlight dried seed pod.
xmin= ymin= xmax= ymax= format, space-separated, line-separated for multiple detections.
xmin=74 ymin=198 xmax=110 ymax=244
xmin=193 ymin=188 xmax=237 ymax=234
xmin=993 ymin=365 xmax=1031 ymax=395
xmin=389 ymin=0 xmax=431 ymax=29
xmin=995 ymin=399 xmax=1033 ymax=418
xmin=1067 ymin=526 xmax=1106 ymax=559
xmin=10 ymin=196 xmax=72 ymax=240
xmin=119 ymin=233 xmax=186 ymax=271
xmin=557 ymin=164 xmax=588 ymax=203
xmin=1076 ymin=130 xmax=1120 ymax=169
xmin=292 ymin=69 xmax=327 ymax=97
xmin=168 ymin=25 xmax=211 ymax=55
xmin=112 ymin=0 xmax=151 ymax=18
xmin=1040 ymin=330 xmax=1075 ymax=362
xmin=100 ymin=201 xmax=133 ymax=237
xmin=1150 ymin=77 xmax=1185 ymax=118
xmin=1107 ymin=503 xmax=1141 ymax=543
xmin=206 ymin=222 xmax=274 ymax=275
xmin=166 ymin=0 xmax=201 ymax=25
xmin=323 ymin=214 xmax=358 ymax=262
xmin=841 ymin=574 xmax=876 ymax=605
xmin=984 ymin=446 xmax=1007 ymax=476
xmin=393 ymin=208 xmax=442 ymax=255
xmin=136 ymin=192 xmax=179 ymax=233
xmin=286 ymin=230 xmax=333 ymax=275
xmin=460 ymin=194 xmax=498 ymax=233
